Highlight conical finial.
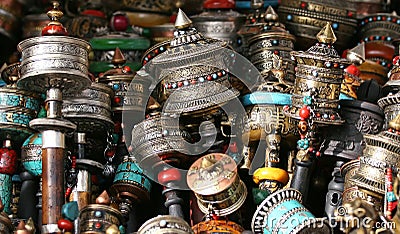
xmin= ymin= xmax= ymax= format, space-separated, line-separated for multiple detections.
xmin=265 ymin=6 xmax=278 ymax=21
xmin=25 ymin=217 xmax=36 ymax=233
xmin=316 ymin=22 xmax=337 ymax=44
xmin=347 ymin=42 xmax=365 ymax=65
xmin=175 ymin=8 xmax=192 ymax=29
xmin=112 ymin=47 xmax=126 ymax=67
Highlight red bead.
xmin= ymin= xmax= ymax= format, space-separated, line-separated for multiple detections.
xmin=191 ymin=79 xmax=197 ymax=84
xmin=347 ymin=11 xmax=353 ymax=17
xmin=392 ymin=18 xmax=397 ymax=22
xmin=316 ymin=151 xmax=321 ymax=157
xmin=42 ymin=24 xmax=68 ymax=36
xmin=373 ymin=17 xmax=377 ymax=21
xmin=143 ymin=61 xmax=147 ymax=65
xmin=111 ymin=13 xmax=130 ymax=32
xmin=94 ymin=222 xmax=102 ymax=229
xmin=114 ymin=96 xmax=121 ymax=104
xmin=382 ymin=16 xmax=387 ymax=20
xmin=217 ymin=72 xmax=222 ymax=77
xmin=203 ymin=0 xmax=235 ymax=9
xmin=300 ymin=2 xmax=307 ymax=8
xmin=330 ymin=114 xmax=335 ymax=120
xmin=81 ymin=9 xmax=106 ymax=18
xmin=345 ymin=64 xmax=360 ymax=76
xmin=274 ymin=50 xmax=279 ymax=55
xmin=299 ymin=106 xmax=310 ymax=119
xmin=154 ymin=49 xmax=159 ymax=54
xmin=283 ymin=105 xmax=289 ymax=111
xmin=158 ymin=168 xmax=181 ymax=184
xmin=147 ymin=54 xmax=152 ymax=59
xmin=369 ymin=36 xmax=374 ymax=41
xmin=58 ymin=219 xmax=73 ymax=231
xmin=178 ymin=82 xmax=183 ymax=87
xmin=123 ymin=66 xmax=131 ymax=73
xmin=251 ymin=18 xmax=256 ymax=23
xmin=229 ymin=142 xmax=238 ymax=153
xmin=316 ymin=113 xmax=321 ymax=118
xmin=333 ymin=63 xmax=339 ymax=68
xmin=0 ymin=144 xmax=17 ymax=175
xmin=207 ymin=75 xmax=213 ymax=81
xmin=308 ymin=147 xmax=314 ymax=153
xmin=167 ymin=84 xmax=172 ymax=89
xmin=393 ymin=56 xmax=400 ymax=65
xmin=105 ymin=149 xmax=115 ymax=158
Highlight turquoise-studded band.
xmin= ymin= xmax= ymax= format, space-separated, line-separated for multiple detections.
xmin=0 ymin=111 xmax=32 ymax=126
xmin=241 ymin=92 xmax=292 ymax=106
xmin=0 ymin=174 xmax=12 ymax=214
xmin=0 ymin=93 xmax=41 ymax=111
xmin=113 ymin=162 xmax=152 ymax=192
xmin=23 ymin=160 xmax=42 ymax=177
xmin=264 ymin=200 xmax=316 ymax=234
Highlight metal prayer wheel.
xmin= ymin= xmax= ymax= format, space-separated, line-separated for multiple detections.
xmin=192 ymin=219 xmax=244 ymax=233
xmin=62 ymin=82 xmax=114 ymax=134
xmin=191 ymin=0 xmax=246 ymax=51
xmin=358 ymin=13 xmax=400 ymax=46
xmin=146 ymin=24 xmax=175 ymax=45
xmin=21 ymin=133 xmax=42 ymax=177
xmin=277 ymin=0 xmax=357 ymax=51
xmin=321 ymin=99 xmax=384 ymax=160
xmin=79 ymin=204 xmax=125 ymax=233
xmin=147 ymin=10 xmax=239 ymax=116
xmin=17 ymin=36 xmax=91 ymax=94
xmin=251 ymin=188 xmax=331 ymax=234
xmin=187 ymin=153 xmax=247 ymax=216
xmin=137 ymin=215 xmax=193 ymax=234
xmin=17 ymin=3 xmax=92 ymax=232
xmin=109 ymin=156 xmax=152 ymax=216
xmin=285 ymin=22 xmax=349 ymax=125
xmin=98 ymin=48 xmax=151 ymax=114
xmin=130 ymin=113 xmax=191 ymax=171
xmin=378 ymin=93 xmax=400 ymax=130
xmin=349 ymin=116 xmax=400 ymax=210
xmin=241 ymin=6 xmax=296 ymax=85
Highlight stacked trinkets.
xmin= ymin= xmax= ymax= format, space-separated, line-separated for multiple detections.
xmin=17 ymin=2 xmax=92 ymax=232
xmin=284 ymin=22 xmax=349 ymax=203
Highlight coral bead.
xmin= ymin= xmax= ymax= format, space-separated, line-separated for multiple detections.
xmin=299 ymin=106 xmax=310 ymax=119
xmin=345 ymin=64 xmax=360 ymax=76
xmin=158 ymin=168 xmax=181 ymax=184
xmin=58 ymin=219 xmax=73 ymax=231
xmin=42 ymin=25 xmax=68 ymax=36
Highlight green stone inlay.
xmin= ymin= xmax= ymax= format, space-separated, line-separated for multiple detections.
xmin=89 ymin=61 xmax=142 ymax=74
xmin=90 ymin=37 xmax=151 ymax=50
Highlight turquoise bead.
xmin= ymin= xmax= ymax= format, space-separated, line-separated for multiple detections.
xmin=119 ymin=225 xmax=126 ymax=234
xmin=387 ymin=191 xmax=397 ymax=202
xmin=113 ymin=162 xmax=152 ymax=192
xmin=0 ymin=174 xmax=12 ymax=214
xmin=62 ymin=201 xmax=79 ymax=221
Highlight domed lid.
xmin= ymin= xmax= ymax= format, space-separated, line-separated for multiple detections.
xmin=187 ymin=153 xmax=237 ymax=195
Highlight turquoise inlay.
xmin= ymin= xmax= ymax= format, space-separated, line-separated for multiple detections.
xmin=113 ymin=161 xmax=152 ymax=192
xmin=0 ymin=79 xmax=5 ymax=87
xmin=236 ymin=0 xmax=278 ymax=9
xmin=263 ymin=200 xmax=316 ymax=234
xmin=23 ymin=161 xmax=42 ymax=177
xmin=0 ymin=93 xmax=40 ymax=111
xmin=241 ymin=92 xmax=292 ymax=106
xmin=0 ymin=174 xmax=12 ymax=214
xmin=62 ymin=202 xmax=79 ymax=221
xmin=0 ymin=112 xmax=32 ymax=125
xmin=23 ymin=133 xmax=43 ymax=147
xmin=339 ymin=93 xmax=355 ymax=100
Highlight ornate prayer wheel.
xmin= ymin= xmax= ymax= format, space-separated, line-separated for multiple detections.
xmin=17 ymin=2 xmax=92 ymax=232
xmin=192 ymin=219 xmax=244 ymax=233
xmin=79 ymin=204 xmax=125 ymax=233
xmin=349 ymin=115 xmax=400 ymax=211
xmin=109 ymin=156 xmax=152 ymax=217
xmin=252 ymin=188 xmax=331 ymax=233
xmin=137 ymin=215 xmax=193 ymax=234
xmin=0 ymin=140 xmax=17 ymax=214
xmin=191 ymin=0 xmax=246 ymax=51
xmin=62 ymin=82 xmax=114 ymax=135
xmin=278 ymin=0 xmax=357 ymax=51
xmin=187 ymin=153 xmax=247 ymax=216
xmin=285 ymin=22 xmax=349 ymax=125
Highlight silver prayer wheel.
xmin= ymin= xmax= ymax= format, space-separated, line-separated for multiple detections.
xmin=17 ymin=36 xmax=91 ymax=95
xmin=62 ymin=82 xmax=114 ymax=134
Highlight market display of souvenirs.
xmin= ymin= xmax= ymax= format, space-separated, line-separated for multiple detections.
xmin=0 ymin=0 xmax=399 ymax=233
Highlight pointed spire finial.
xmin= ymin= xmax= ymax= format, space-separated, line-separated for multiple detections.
xmin=265 ymin=6 xmax=278 ymax=21
xmin=112 ymin=47 xmax=126 ymax=67
xmin=347 ymin=42 xmax=365 ymax=65
xmin=175 ymin=9 xmax=192 ymax=29
xmin=316 ymin=22 xmax=337 ymax=44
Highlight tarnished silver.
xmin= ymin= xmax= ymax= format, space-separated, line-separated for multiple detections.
xmin=137 ymin=215 xmax=193 ymax=234
xmin=378 ymin=93 xmax=400 ymax=129
xmin=62 ymin=82 xmax=114 ymax=134
xmin=17 ymin=36 xmax=91 ymax=94
xmin=42 ymin=224 xmax=61 ymax=233
xmin=79 ymin=204 xmax=124 ymax=233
